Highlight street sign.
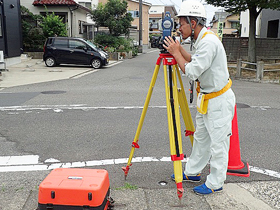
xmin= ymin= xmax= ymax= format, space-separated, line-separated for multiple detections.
xmin=217 ymin=22 xmax=223 ymax=40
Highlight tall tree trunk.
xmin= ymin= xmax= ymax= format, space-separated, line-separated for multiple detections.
xmin=248 ymin=7 xmax=257 ymax=63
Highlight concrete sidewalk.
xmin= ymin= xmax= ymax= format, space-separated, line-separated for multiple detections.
xmin=0 ymin=56 xmax=119 ymax=89
xmin=1 ymin=179 xmax=279 ymax=209
xmin=0 ymin=56 xmax=279 ymax=210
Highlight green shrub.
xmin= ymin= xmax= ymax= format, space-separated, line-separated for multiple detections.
xmin=94 ymin=34 xmax=135 ymax=53
xmin=132 ymin=46 xmax=138 ymax=56
xmin=41 ymin=12 xmax=67 ymax=37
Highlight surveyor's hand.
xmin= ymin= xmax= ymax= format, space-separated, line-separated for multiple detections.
xmin=163 ymin=36 xmax=187 ymax=74
xmin=163 ymin=36 xmax=180 ymax=56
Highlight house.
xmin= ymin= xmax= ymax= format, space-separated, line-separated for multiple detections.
xmin=149 ymin=5 xmax=177 ymax=34
xmin=21 ymin=0 xmax=93 ymax=39
xmin=76 ymin=0 xmax=98 ymax=9
xmin=0 ymin=0 xmax=22 ymax=67
xmin=210 ymin=12 xmax=240 ymax=37
xmin=75 ymin=0 xmax=98 ymax=37
xmin=98 ymin=0 xmax=151 ymax=52
xmin=240 ymin=9 xmax=280 ymax=38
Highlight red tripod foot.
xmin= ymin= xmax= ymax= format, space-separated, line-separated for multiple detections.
xmin=122 ymin=164 xmax=131 ymax=180
xmin=176 ymin=182 xmax=184 ymax=199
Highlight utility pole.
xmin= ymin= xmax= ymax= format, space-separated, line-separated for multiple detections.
xmin=139 ymin=0 xmax=143 ymax=53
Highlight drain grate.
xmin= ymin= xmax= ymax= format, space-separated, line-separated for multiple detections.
xmin=41 ymin=91 xmax=66 ymax=94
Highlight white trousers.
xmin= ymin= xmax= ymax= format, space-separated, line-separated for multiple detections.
xmin=184 ymin=88 xmax=236 ymax=189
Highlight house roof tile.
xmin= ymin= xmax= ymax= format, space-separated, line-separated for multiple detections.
xmin=33 ymin=0 xmax=77 ymax=6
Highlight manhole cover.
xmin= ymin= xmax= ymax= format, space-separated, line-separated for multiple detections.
xmin=41 ymin=91 xmax=66 ymax=94
xmin=236 ymin=103 xmax=250 ymax=108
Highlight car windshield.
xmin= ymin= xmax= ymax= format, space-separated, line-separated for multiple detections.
xmin=85 ymin=40 xmax=98 ymax=50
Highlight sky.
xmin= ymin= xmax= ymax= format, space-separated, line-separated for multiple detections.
xmin=144 ymin=0 xmax=223 ymax=25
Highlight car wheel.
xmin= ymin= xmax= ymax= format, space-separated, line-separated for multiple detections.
xmin=45 ymin=57 xmax=56 ymax=67
xmin=91 ymin=58 xmax=102 ymax=69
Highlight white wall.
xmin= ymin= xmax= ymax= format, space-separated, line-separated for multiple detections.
xmin=20 ymin=1 xmax=90 ymax=37
xmin=149 ymin=5 xmax=165 ymax=14
xmin=240 ymin=9 xmax=262 ymax=37
xmin=21 ymin=0 xmax=39 ymax=14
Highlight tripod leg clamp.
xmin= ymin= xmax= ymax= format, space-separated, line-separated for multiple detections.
xmin=185 ymin=130 xmax=194 ymax=136
xmin=132 ymin=140 xmax=140 ymax=148
xmin=171 ymin=154 xmax=184 ymax=161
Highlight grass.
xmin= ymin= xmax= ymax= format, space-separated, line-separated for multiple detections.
xmin=115 ymin=182 xmax=138 ymax=190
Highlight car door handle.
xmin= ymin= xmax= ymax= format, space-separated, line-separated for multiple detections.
xmin=69 ymin=50 xmax=74 ymax=53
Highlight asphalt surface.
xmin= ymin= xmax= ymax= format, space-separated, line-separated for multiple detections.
xmin=0 ymin=49 xmax=280 ymax=210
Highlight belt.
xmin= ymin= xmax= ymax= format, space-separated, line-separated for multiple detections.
xmin=196 ymin=79 xmax=232 ymax=100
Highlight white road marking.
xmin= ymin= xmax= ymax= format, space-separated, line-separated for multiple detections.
xmin=0 ymin=105 xmax=275 ymax=175
xmin=70 ymin=69 xmax=99 ymax=79
xmin=0 ymin=155 xmax=279 ymax=179
xmin=0 ymin=104 xmax=271 ymax=112
xmin=0 ymin=104 xmax=195 ymax=112
xmin=0 ymin=155 xmax=39 ymax=166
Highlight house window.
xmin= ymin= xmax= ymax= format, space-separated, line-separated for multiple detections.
xmin=267 ymin=19 xmax=279 ymax=38
xmin=231 ymin=22 xmax=239 ymax=29
xmin=128 ymin=10 xmax=139 ymax=18
xmin=79 ymin=2 xmax=91 ymax=9
xmin=0 ymin=14 xmax=2 ymax=37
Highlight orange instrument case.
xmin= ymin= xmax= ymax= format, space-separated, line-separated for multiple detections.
xmin=38 ymin=168 xmax=110 ymax=210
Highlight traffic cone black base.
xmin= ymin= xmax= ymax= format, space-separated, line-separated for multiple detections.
xmin=227 ymin=161 xmax=250 ymax=177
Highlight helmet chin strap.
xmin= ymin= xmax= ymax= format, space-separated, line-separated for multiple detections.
xmin=187 ymin=16 xmax=204 ymax=51
xmin=186 ymin=16 xmax=194 ymax=51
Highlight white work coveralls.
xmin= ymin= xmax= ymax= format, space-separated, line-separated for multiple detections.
xmin=184 ymin=27 xmax=236 ymax=189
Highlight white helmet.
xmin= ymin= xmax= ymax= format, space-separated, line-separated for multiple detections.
xmin=177 ymin=0 xmax=206 ymax=19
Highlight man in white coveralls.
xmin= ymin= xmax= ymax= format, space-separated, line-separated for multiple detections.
xmin=163 ymin=0 xmax=236 ymax=195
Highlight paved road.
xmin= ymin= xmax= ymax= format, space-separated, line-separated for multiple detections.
xmin=0 ymin=48 xmax=279 ymax=209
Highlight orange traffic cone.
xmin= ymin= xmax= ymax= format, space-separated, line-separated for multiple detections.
xmin=227 ymin=105 xmax=250 ymax=177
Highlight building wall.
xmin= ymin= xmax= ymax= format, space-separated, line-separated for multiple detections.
xmin=0 ymin=0 xmax=22 ymax=64
xmin=240 ymin=10 xmax=261 ymax=37
xmin=260 ymin=9 xmax=280 ymax=38
xmin=20 ymin=0 xmax=37 ymax=14
xmin=127 ymin=0 xmax=150 ymax=46
xmin=149 ymin=5 xmax=164 ymax=14
xmin=222 ymin=37 xmax=280 ymax=61
xmin=21 ymin=1 xmax=89 ymax=38
xmin=211 ymin=14 xmax=239 ymax=36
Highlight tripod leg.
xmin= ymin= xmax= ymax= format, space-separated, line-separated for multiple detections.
xmin=175 ymin=65 xmax=195 ymax=145
xmin=163 ymin=63 xmax=184 ymax=199
xmin=122 ymin=62 xmax=161 ymax=179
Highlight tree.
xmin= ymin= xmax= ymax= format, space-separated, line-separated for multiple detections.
xmin=41 ymin=12 xmax=67 ymax=37
xmin=21 ymin=6 xmax=67 ymax=51
xmin=91 ymin=0 xmax=133 ymax=36
xmin=206 ymin=0 xmax=280 ymax=63
xmin=21 ymin=6 xmax=45 ymax=51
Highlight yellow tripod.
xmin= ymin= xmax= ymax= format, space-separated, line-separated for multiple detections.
xmin=122 ymin=52 xmax=195 ymax=199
